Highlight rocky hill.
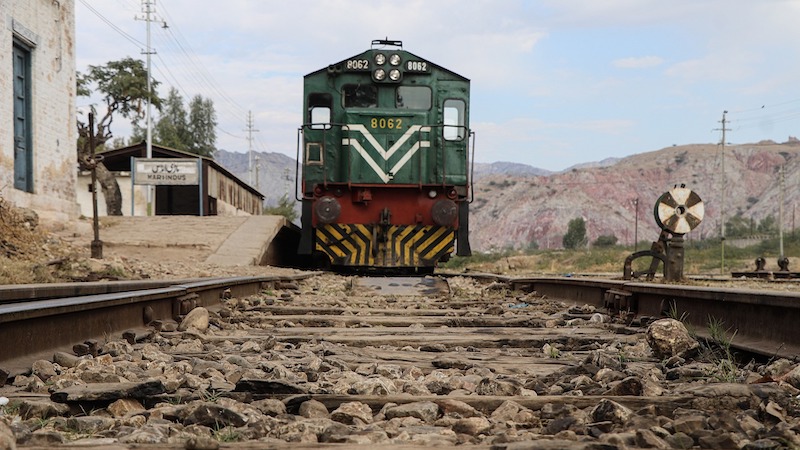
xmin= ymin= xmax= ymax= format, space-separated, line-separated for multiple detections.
xmin=471 ymin=140 xmax=800 ymax=252
xmin=215 ymin=149 xmax=297 ymax=210
xmin=214 ymin=140 xmax=800 ymax=252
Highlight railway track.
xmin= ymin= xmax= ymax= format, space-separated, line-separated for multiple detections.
xmin=1 ymin=273 xmax=799 ymax=448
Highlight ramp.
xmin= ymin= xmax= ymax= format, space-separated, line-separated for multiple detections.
xmin=205 ymin=215 xmax=287 ymax=266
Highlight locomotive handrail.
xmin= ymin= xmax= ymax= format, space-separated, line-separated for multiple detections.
xmin=295 ymin=128 xmax=303 ymax=201
xmin=469 ymin=130 xmax=476 ymax=203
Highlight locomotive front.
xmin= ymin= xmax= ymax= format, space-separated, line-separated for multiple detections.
xmin=297 ymin=40 xmax=473 ymax=271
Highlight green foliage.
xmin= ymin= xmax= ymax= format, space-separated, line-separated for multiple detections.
xmin=263 ymin=194 xmax=298 ymax=222
xmin=214 ymin=426 xmax=242 ymax=442
xmin=724 ymin=213 xmax=753 ymax=238
xmin=77 ymin=57 xmax=163 ymax=151
xmin=562 ymin=217 xmax=587 ymax=249
xmin=724 ymin=213 xmax=777 ymax=238
xmin=593 ymin=234 xmax=618 ymax=248
xmin=154 ymin=87 xmax=191 ymax=151
xmin=133 ymin=89 xmax=218 ymax=157
xmin=188 ymin=95 xmax=218 ymax=157
xmin=757 ymin=215 xmax=777 ymax=234
xmin=704 ymin=316 xmax=740 ymax=382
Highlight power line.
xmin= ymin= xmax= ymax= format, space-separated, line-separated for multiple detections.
xmin=154 ymin=3 xmax=249 ymax=119
xmin=79 ymin=0 xmax=144 ymax=48
xmin=80 ymin=1 xmax=251 ymax=147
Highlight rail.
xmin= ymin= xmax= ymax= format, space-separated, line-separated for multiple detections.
xmin=0 ymin=274 xmax=317 ymax=375
xmin=509 ymin=276 xmax=800 ymax=359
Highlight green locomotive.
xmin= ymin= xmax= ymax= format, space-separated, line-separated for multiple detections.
xmin=297 ymin=39 xmax=473 ymax=270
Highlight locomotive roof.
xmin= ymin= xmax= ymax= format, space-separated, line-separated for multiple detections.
xmin=305 ymin=46 xmax=469 ymax=82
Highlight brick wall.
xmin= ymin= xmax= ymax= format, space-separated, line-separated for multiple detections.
xmin=0 ymin=0 xmax=78 ymax=221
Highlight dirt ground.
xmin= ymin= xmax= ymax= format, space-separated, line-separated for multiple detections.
xmin=0 ymin=201 xmax=297 ymax=284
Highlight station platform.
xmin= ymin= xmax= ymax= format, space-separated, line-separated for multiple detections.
xmin=62 ymin=215 xmax=299 ymax=268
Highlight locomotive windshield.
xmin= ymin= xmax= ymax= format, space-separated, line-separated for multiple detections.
xmin=343 ymin=84 xmax=377 ymax=108
xmin=396 ymin=86 xmax=431 ymax=110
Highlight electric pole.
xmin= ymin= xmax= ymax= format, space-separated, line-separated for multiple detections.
xmin=244 ymin=111 xmax=259 ymax=186
xmin=779 ymin=164 xmax=785 ymax=259
xmin=715 ymin=111 xmax=731 ymax=276
xmin=135 ymin=0 xmax=164 ymax=216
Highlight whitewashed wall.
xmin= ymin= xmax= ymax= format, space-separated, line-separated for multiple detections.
xmin=0 ymin=0 xmax=78 ymax=221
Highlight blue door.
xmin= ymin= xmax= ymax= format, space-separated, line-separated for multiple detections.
xmin=13 ymin=42 xmax=32 ymax=192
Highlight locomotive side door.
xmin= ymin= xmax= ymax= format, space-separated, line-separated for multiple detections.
xmin=434 ymin=82 xmax=470 ymax=187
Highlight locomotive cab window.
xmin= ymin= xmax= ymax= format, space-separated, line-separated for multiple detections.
xmin=308 ymin=93 xmax=332 ymax=129
xmin=443 ymin=99 xmax=466 ymax=141
xmin=343 ymin=84 xmax=377 ymax=108
xmin=396 ymin=86 xmax=431 ymax=110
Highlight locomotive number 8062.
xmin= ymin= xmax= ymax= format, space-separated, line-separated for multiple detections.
xmin=296 ymin=39 xmax=474 ymax=272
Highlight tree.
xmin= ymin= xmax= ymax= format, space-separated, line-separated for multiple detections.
xmin=757 ymin=215 xmax=778 ymax=235
xmin=562 ymin=217 xmax=588 ymax=249
xmin=593 ymin=234 xmax=618 ymax=247
xmin=134 ymin=91 xmax=217 ymax=157
xmin=153 ymin=87 xmax=190 ymax=151
xmin=188 ymin=95 xmax=217 ymax=157
xmin=77 ymin=57 xmax=162 ymax=215
xmin=263 ymin=194 xmax=298 ymax=222
xmin=725 ymin=213 xmax=753 ymax=238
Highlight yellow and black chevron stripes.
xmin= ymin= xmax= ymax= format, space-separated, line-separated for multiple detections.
xmin=315 ymin=224 xmax=455 ymax=268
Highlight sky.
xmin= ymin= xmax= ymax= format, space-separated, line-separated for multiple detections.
xmin=75 ymin=0 xmax=800 ymax=172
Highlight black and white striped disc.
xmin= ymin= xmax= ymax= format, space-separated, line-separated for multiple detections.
xmin=654 ymin=187 xmax=704 ymax=234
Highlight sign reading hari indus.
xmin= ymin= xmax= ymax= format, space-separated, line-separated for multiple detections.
xmin=132 ymin=158 xmax=200 ymax=185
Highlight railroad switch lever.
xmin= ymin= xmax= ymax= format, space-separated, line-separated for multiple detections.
xmin=86 ymin=112 xmax=104 ymax=259
xmin=623 ymin=186 xmax=704 ymax=282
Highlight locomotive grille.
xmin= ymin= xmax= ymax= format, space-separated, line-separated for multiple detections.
xmin=315 ymin=224 xmax=454 ymax=267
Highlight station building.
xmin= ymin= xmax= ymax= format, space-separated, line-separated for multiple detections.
xmin=0 ymin=0 xmax=78 ymax=221
xmin=76 ymin=143 xmax=264 ymax=217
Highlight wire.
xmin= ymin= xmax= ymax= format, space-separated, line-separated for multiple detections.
xmin=728 ymin=98 xmax=800 ymax=132
xmin=79 ymin=0 xmax=144 ymax=49
xmin=81 ymin=0 xmax=250 ymax=143
xmin=154 ymin=3 xmax=249 ymax=118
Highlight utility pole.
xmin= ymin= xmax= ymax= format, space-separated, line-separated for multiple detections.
xmin=715 ymin=111 xmax=730 ymax=276
xmin=634 ymin=198 xmax=639 ymax=252
xmin=135 ymin=0 xmax=164 ymax=216
xmin=779 ymin=164 xmax=785 ymax=259
xmin=244 ymin=111 xmax=259 ymax=186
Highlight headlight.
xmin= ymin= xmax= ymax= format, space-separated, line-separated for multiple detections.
xmin=374 ymin=53 xmax=386 ymax=65
xmin=389 ymin=69 xmax=401 ymax=81
xmin=315 ymin=196 xmax=341 ymax=224
xmin=374 ymin=69 xmax=386 ymax=81
xmin=389 ymin=54 xmax=401 ymax=66
xmin=431 ymin=199 xmax=458 ymax=226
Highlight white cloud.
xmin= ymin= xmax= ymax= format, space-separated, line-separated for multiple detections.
xmin=613 ymin=56 xmax=664 ymax=69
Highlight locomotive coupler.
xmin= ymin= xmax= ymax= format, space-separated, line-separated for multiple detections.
xmin=372 ymin=208 xmax=392 ymax=257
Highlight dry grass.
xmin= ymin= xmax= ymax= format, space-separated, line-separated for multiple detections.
xmin=0 ymin=197 xmax=127 ymax=284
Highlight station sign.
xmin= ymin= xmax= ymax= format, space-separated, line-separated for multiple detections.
xmin=132 ymin=158 xmax=200 ymax=185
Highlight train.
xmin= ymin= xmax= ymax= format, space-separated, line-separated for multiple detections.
xmin=296 ymin=39 xmax=473 ymax=272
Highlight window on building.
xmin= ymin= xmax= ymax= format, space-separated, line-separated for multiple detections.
xmin=13 ymin=39 xmax=33 ymax=192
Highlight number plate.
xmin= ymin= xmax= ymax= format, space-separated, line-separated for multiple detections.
xmin=405 ymin=60 xmax=430 ymax=73
xmin=344 ymin=59 xmax=370 ymax=71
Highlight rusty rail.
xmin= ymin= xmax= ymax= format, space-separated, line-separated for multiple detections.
xmin=0 ymin=274 xmax=317 ymax=375
xmin=510 ymin=276 xmax=800 ymax=360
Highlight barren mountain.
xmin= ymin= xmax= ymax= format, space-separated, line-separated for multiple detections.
xmin=214 ymin=140 xmax=800 ymax=253
xmin=470 ymin=140 xmax=800 ymax=252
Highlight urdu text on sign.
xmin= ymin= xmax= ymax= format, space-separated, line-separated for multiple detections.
xmin=133 ymin=158 xmax=199 ymax=186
